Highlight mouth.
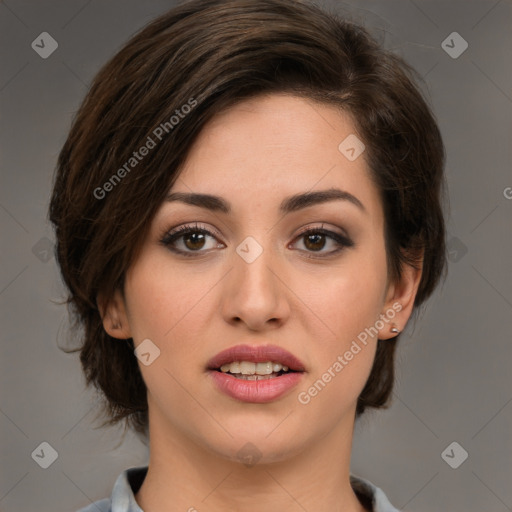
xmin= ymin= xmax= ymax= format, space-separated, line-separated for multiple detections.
xmin=207 ymin=343 xmax=306 ymax=374
xmin=206 ymin=344 xmax=306 ymax=403
xmin=214 ymin=360 xmax=300 ymax=380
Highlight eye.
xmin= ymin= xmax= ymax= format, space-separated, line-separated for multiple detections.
xmin=159 ymin=223 xmax=224 ymax=257
xmin=160 ymin=222 xmax=354 ymax=258
xmin=291 ymin=224 xmax=354 ymax=257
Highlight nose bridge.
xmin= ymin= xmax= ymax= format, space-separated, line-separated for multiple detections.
xmin=221 ymin=232 xmax=289 ymax=329
xmin=234 ymin=233 xmax=279 ymax=298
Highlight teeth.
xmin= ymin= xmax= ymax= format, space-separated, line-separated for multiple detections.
xmin=232 ymin=372 xmax=282 ymax=381
xmin=256 ymin=362 xmax=273 ymax=375
xmin=219 ymin=361 xmax=289 ymax=375
xmin=221 ymin=362 xmax=240 ymax=373
xmin=240 ymin=361 xmax=256 ymax=375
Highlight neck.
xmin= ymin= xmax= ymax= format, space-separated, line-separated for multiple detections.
xmin=135 ymin=402 xmax=367 ymax=512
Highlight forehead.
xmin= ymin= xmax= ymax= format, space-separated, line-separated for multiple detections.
xmin=169 ymin=94 xmax=381 ymax=217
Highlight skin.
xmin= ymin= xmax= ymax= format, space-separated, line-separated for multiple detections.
xmin=101 ymin=93 xmax=422 ymax=512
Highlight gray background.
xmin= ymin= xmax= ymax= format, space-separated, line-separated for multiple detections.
xmin=1 ymin=0 xmax=511 ymax=511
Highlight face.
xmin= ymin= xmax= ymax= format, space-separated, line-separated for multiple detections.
xmin=104 ymin=94 xmax=419 ymax=464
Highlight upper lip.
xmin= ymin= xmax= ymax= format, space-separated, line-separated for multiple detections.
xmin=207 ymin=344 xmax=306 ymax=372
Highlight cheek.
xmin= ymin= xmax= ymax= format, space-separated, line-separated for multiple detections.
xmin=124 ymin=255 xmax=216 ymax=388
xmin=125 ymin=255 xmax=201 ymax=341
xmin=307 ymin=251 xmax=388 ymax=343
xmin=295 ymin=240 xmax=388 ymax=399
xmin=123 ymin=258 xmax=211 ymax=409
xmin=295 ymin=271 xmax=385 ymax=418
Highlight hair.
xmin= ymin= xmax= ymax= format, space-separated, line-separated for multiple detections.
xmin=49 ymin=0 xmax=447 ymax=441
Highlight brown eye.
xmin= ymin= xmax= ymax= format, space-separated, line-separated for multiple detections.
xmin=182 ymin=232 xmax=207 ymax=251
xmin=160 ymin=223 xmax=224 ymax=257
xmin=303 ymin=232 xmax=327 ymax=251
xmin=292 ymin=227 xmax=354 ymax=257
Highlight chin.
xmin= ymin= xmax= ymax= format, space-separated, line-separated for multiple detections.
xmin=198 ymin=424 xmax=310 ymax=467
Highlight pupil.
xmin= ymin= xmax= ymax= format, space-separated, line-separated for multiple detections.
xmin=305 ymin=233 xmax=325 ymax=251
xmin=185 ymin=233 xmax=205 ymax=250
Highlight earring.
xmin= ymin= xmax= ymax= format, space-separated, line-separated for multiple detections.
xmin=390 ymin=324 xmax=400 ymax=334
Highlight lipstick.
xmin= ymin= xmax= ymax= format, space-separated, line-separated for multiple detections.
xmin=207 ymin=344 xmax=305 ymax=403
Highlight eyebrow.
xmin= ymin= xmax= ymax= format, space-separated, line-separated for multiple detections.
xmin=165 ymin=188 xmax=366 ymax=215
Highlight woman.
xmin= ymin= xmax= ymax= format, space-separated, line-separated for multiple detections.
xmin=49 ymin=0 xmax=446 ymax=510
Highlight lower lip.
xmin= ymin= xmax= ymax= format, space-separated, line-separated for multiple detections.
xmin=208 ymin=370 xmax=304 ymax=403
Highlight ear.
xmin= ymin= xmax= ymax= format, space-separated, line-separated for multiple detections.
xmin=96 ymin=289 xmax=132 ymax=340
xmin=378 ymin=254 xmax=423 ymax=340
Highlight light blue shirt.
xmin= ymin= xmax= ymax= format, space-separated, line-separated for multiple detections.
xmin=76 ymin=465 xmax=401 ymax=512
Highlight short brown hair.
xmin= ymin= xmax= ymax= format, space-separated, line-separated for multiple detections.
xmin=49 ymin=0 xmax=446 ymax=441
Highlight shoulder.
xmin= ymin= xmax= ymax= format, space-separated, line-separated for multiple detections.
xmin=350 ymin=474 xmax=402 ymax=512
xmin=74 ymin=465 xmax=148 ymax=512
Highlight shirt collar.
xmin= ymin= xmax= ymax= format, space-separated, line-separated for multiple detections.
xmin=111 ymin=466 xmax=146 ymax=512
xmin=350 ymin=473 xmax=402 ymax=512
xmin=111 ymin=466 xmax=400 ymax=512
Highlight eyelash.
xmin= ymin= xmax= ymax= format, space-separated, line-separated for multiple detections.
xmin=159 ymin=222 xmax=354 ymax=258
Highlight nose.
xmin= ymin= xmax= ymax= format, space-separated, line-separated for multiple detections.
xmin=220 ymin=243 xmax=291 ymax=331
